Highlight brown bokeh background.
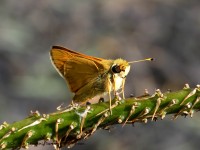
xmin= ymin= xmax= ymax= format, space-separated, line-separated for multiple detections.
xmin=0 ymin=0 xmax=200 ymax=150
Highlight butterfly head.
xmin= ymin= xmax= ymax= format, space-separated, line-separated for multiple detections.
xmin=111 ymin=59 xmax=130 ymax=78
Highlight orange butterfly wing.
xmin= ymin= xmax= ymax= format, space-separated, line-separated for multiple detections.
xmin=50 ymin=46 xmax=109 ymax=93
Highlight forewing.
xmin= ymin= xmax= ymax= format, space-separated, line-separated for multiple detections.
xmin=50 ymin=46 xmax=108 ymax=93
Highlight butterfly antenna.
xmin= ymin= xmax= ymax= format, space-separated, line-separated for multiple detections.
xmin=128 ymin=58 xmax=154 ymax=64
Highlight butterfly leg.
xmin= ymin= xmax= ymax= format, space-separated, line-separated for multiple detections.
xmin=112 ymin=74 xmax=118 ymax=99
xmin=108 ymin=77 xmax=112 ymax=115
xmin=121 ymin=77 xmax=126 ymax=99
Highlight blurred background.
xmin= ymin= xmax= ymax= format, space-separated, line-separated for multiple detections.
xmin=0 ymin=0 xmax=200 ymax=150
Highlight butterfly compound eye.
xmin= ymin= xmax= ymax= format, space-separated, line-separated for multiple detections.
xmin=111 ymin=65 xmax=121 ymax=73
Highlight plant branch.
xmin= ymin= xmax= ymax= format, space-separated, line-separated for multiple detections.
xmin=0 ymin=84 xmax=200 ymax=149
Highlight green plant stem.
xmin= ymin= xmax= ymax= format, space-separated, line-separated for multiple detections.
xmin=0 ymin=86 xmax=199 ymax=149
